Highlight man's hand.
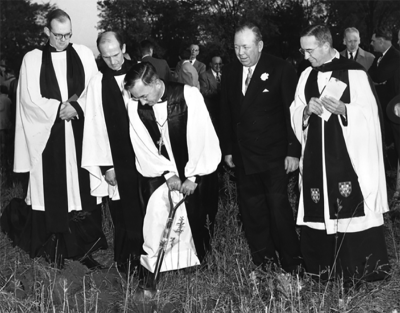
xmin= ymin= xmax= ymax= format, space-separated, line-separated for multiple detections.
xmin=60 ymin=102 xmax=78 ymax=121
xmin=320 ymin=96 xmax=346 ymax=115
xmin=105 ymin=169 xmax=117 ymax=186
xmin=284 ymin=156 xmax=299 ymax=174
xmin=180 ymin=179 xmax=198 ymax=196
xmin=224 ymin=155 xmax=235 ymax=168
xmin=304 ymin=97 xmax=324 ymax=117
xmin=167 ymin=175 xmax=182 ymax=191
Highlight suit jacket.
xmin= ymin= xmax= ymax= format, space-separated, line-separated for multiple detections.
xmin=340 ymin=47 xmax=375 ymax=71
xmin=200 ymin=69 xmax=221 ymax=126
xmin=142 ymin=55 xmax=172 ymax=81
xmin=220 ymin=53 xmax=300 ymax=175
xmin=192 ymin=59 xmax=206 ymax=76
xmin=368 ymin=46 xmax=400 ymax=108
xmin=200 ymin=68 xmax=219 ymax=97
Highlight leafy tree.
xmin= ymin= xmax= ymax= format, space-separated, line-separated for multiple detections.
xmin=97 ymin=0 xmax=151 ymax=49
xmin=0 ymin=0 xmax=54 ymax=74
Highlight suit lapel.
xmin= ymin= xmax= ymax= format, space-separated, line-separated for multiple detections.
xmin=240 ymin=55 xmax=268 ymax=114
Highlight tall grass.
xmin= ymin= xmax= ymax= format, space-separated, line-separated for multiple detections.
xmin=0 ymin=169 xmax=399 ymax=312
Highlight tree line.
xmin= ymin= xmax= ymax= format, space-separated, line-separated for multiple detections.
xmin=1 ymin=0 xmax=400 ymax=74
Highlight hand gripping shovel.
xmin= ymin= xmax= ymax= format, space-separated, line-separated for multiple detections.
xmin=142 ymin=190 xmax=186 ymax=297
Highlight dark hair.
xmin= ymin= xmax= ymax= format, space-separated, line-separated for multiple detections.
xmin=373 ymin=27 xmax=392 ymax=41
xmin=235 ymin=22 xmax=263 ymax=43
xmin=300 ymin=25 xmax=333 ymax=46
xmin=96 ymin=31 xmax=125 ymax=50
xmin=179 ymin=48 xmax=191 ymax=61
xmin=124 ymin=62 xmax=158 ymax=90
xmin=140 ymin=39 xmax=154 ymax=56
xmin=46 ymin=9 xmax=71 ymax=29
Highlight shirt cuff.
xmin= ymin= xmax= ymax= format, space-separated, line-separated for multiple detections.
xmin=187 ymin=176 xmax=196 ymax=183
xmin=164 ymin=172 xmax=176 ymax=180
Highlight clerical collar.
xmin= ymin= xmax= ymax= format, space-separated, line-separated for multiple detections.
xmin=157 ymin=81 xmax=167 ymax=103
xmin=49 ymin=43 xmax=67 ymax=53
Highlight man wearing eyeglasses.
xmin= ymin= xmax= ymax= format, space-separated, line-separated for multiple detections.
xmin=11 ymin=9 xmax=107 ymax=268
xmin=200 ymin=56 xmax=223 ymax=131
xmin=81 ymin=31 xmax=144 ymax=277
xmin=290 ymin=25 xmax=390 ymax=285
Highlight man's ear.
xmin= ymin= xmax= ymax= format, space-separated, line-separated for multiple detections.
xmin=122 ymin=44 xmax=126 ymax=54
xmin=44 ymin=27 xmax=50 ymax=37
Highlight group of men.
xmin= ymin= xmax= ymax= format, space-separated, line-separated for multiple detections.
xmin=1 ymin=7 xmax=396 ymax=287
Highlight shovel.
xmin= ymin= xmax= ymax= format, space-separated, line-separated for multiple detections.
xmin=141 ymin=190 xmax=186 ymax=297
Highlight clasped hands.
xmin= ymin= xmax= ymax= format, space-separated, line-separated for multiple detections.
xmin=304 ymin=96 xmax=346 ymax=118
xmin=59 ymin=101 xmax=78 ymax=121
xmin=167 ymin=175 xmax=197 ymax=196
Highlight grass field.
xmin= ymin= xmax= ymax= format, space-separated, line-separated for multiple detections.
xmin=0 ymin=167 xmax=399 ymax=312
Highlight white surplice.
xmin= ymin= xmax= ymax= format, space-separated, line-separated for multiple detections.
xmin=127 ymin=85 xmax=221 ymax=272
xmin=14 ymin=44 xmax=98 ymax=211
xmin=81 ymin=72 xmax=130 ymax=201
xmin=290 ymin=54 xmax=388 ymax=235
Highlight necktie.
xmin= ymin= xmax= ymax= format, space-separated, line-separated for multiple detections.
xmin=377 ymin=55 xmax=383 ymax=67
xmin=244 ymin=67 xmax=252 ymax=94
xmin=349 ymin=52 xmax=353 ymax=60
xmin=216 ymin=72 xmax=221 ymax=83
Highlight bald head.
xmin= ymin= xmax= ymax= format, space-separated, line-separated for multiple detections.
xmin=97 ymin=31 xmax=126 ymax=71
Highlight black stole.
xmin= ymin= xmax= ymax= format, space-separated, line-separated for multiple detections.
xmin=100 ymin=60 xmax=144 ymax=229
xmin=302 ymin=57 xmax=370 ymax=223
xmin=39 ymin=42 xmax=91 ymax=233
xmin=137 ymin=82 xmax=189 ymax=181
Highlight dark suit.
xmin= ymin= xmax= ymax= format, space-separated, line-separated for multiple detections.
xmin=192 ymin=59 xmax=206 ymax=76
xmin=200 ymin=69 xmax=220 ymax=130
xmin=142 ymin=55 xmax=172 ymax=81
xmin=340 ymin=47 xmax=375 ymax=70
xmin=369 ymin=46 xmax=400 ymax=166
xmin=220 ymin=52 xmax=301 ymax=271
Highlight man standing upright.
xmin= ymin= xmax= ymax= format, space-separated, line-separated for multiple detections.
xmin=220 ymin=22 xmax=302 ymax=273
xmin=369 ymin=27 xmax=400 ymax=170
xmin=189 ymin=44 xmax=206 ymax=76
xmin=9 ymin=9 xmax=107 ymax=267
xmin=291 ymin=25 xmax=389 ymax=283
xmin=340 ymin=27 xmax=375 ymax=70
xmin=81 ymin=31 xmax=144 ymax=275
xmin=140 ymin=39 xmax=172 ymax=82
xmin=200 ymin=55 xmax=223 ymax=130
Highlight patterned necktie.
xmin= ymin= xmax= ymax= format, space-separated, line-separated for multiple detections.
xmin=244 ymin=67 xmax=252 ymax=94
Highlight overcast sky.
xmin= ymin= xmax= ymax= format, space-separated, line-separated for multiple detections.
xmin=33 ymin=0 xmax=100 ymax=55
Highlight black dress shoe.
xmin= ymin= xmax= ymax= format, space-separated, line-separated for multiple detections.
xmin=80 ymin=255 xmax=105 ymax=270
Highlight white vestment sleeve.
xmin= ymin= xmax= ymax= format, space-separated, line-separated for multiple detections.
xmin=342 ymin=70 xmax=388 ymax=214
xmin=81 ymin=73 xmax=119 ymax=199
xmin=128 ymin=100 xmax=178 ymax=177
xmin=14 ymin=50 xmax=60 ymax=172
xmin=184 ymin=85 xmax=221 ymax=177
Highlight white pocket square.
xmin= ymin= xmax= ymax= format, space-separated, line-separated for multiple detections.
xmin=263 ymin=89 xmax=269 ymax=92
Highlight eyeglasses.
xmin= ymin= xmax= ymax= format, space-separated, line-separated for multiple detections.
xmin=299 ymin=46 xmax=319 ymax=56
xmin=50 ymin=30 xmax=72 ymax=40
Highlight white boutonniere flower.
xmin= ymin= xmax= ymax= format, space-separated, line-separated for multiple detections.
xmin=261 ymin=73 xmax=269 ymax=81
